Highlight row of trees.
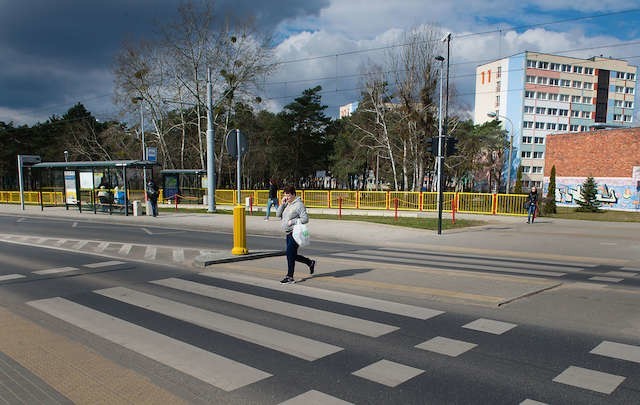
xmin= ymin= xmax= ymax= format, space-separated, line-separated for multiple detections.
xmin=1 ymin=0 xmax=509 ymax=192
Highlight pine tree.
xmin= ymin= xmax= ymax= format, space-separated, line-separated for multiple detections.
xmin=576 ymin=176 xmax=601 ymax=212
xmin=543 ymin=165 xmax=557 ymax=214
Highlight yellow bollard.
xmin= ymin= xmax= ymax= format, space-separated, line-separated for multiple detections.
xmin=231 ymin=205 xmax=249 ymax=255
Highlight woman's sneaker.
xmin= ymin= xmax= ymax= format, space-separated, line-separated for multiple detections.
xmin=309 ymin=260 xmax=316 ymax=274
xmin=280 ymin=276 xmax=295 ymax=284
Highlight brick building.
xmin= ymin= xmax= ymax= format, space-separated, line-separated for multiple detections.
xmin=544 ymin=127 xmax=640 ymax=211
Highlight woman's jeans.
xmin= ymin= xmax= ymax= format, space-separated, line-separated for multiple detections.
xmin=286 ymin=233 xmax=312 ymax=277
xmin=266 ymin=198 xmax=279 ymax=219
xmin=527 ymin=203 xmax=536 ymax=222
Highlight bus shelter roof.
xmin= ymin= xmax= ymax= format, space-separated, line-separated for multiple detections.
xmin=160 ymin=169 xmax=207 ymax=175
xmin=32 ymin=160 xmax=157 ymax=170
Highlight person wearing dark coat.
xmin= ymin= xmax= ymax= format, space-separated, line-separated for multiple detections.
xmin=146 ymin=179 xmax=159 ymax=217
xmin=526 ymin=186 xmax=539 ymax=224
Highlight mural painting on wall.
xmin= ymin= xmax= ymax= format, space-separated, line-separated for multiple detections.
xmin=551 ymin=177 xmax=639 ymax=211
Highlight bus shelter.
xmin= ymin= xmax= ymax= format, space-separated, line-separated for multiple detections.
xmin=161 ymin=169 xmax=207 ymax=204
xmin=32 ymin=160 xmax=157 ymax=216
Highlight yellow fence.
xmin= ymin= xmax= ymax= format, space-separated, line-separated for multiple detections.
xmin=0 ymin=189 xmax=530 ymax=216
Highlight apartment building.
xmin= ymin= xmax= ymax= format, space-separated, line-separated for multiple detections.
xmin=474 ymin=51 xmax=638 ymax=190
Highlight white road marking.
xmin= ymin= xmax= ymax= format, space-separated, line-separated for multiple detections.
xmin=153 ymin=278 xmax=398 ymax=337
xmin=96 ymin=287 xmax=342 ymax=361
xmin=72 ymin=240 xmax=88 ymax=250
xmin=83 ymin=261 xmax=126 ymax=269
xmin=0 ymin=274 xmax=26 ymax=281
xmin=352 ymin=359 xmax=424 ymax=387
xmin=415 ymin=336 xmax=477 ymax=357
xmin=144 ymin=246 xmax=157 ymax=260
xmin=279 ymin=390 xmax=353 ymax=405
xmin=201 ymin=272 xmax=444 ymax=320
xmin=33 ymin=267 xmax=78 ymax=275
xmin=27 ymin=297 xmax=271 ymax=391
xmin=172 ymin=249 xmax=185 ymax=263
xmin=118 ymin=244 xmax=132 ymax=255
xmin=462 ymin=318 xmax=517 ymax=335
xmin=95 ymin=242 xmax=109 ymax=252
xmin=591 ymin=341 xmax=640 ymax=364
xmin=589 ymin=276 xmax=623 ymax=283
xmin=553 ymin=366 xmax=625 ymax=394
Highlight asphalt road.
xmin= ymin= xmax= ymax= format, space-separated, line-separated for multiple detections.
xmin=0 ymin=212 xmax=639 ymax=404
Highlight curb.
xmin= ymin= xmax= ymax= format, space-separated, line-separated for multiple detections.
xmin=193 ymin=250 xmax=285 ymax=267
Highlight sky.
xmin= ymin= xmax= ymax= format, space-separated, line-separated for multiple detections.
xmin=1 ymin=0 xmax=640 ymax=126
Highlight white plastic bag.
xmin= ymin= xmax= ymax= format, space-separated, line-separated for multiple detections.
xmin=292 ymin=221 xmax=310 ymax=247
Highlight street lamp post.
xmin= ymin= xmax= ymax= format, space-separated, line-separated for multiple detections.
xmin=132 ymin=97 xmax=148 ymax=202
xmin=435 ymin=55 xmax=445 ymax=235
xmin=487 ymin=112 xmax=514 ymax=193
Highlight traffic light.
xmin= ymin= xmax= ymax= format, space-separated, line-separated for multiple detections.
xmin=445 ymin=136 xmax=458 ymax=156
xmin=426 ymin=137 xmax=438 ymax=155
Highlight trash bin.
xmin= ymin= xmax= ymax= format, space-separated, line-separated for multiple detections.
xmin=132 ymin=200 xmax=141 ymax=216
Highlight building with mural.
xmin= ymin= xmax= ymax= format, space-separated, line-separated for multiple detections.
xmin=474 ymin=51 xmax=638 ymax=191
xmin=544 ymin=127 xmax=640 ymax=211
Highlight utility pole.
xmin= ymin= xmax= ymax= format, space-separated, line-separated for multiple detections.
xmin=206 ymin=68 xmax=216 ymax=212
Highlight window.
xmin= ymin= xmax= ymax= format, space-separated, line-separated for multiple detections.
xmin=536 ymin=92 xmax=548 ymax=100
xmin=549 ymin=78 xmax=559 ymax=86
xmin=625 ymin=87 xmax=635 ymax=94
xmin=584 ymin=67 xmax=594 ymax=75
xmin=522 ymin=166 xmax=531 ymax=173
xmin=527 ymin=59 xmax=537 ymax=68
xmin=627 ymin=72 xmax=636 ymax=80
xmin=614 ymin=114 xmax=622 ymax=121
xmin=582 ymin=97 xmax=592 ymax=104
xmin=581 ymin=111 xmax=591 ymax=118
xmin=536 ymin=107 xmax=546 ymax=114
xmin=547 ymin=108 xmax=558 ymax=115
xmin=535 ymin=122 xmax=545 ymax=129
xmin=615 ymin=86 xmax=624 ymax=93
xmin=497 ymin=66 xmax=502 ymax=78
xmin=570 ymin=124 xmax=579 ymax=131
xmin=558 ymin=123 xmax=568 ymax=131
xmin=583 ymin=82 xmax=593 ymax=90
xmin=495 ymin=95 xmax=500 ymax=106
xmin=532 ymin=166 xmax=543 ymax=173
xmin=572 ymin=80 xmax=581 ymax=88
xmin=546 ymin=123 xmax=556 ymax=130
xmin=561 ymin=79 xmax=571 ymax=87
xmin=571 ymin=110 xmax=580 ymax=117
xmin=616 ymin=72 xmax=626 ymax=79
xmin=525 ymin=91 xmax=535 ymax=98
xmin=523 ymin=121 xmax=534 ymax=128
xmin=537 ymin=77 xmax=548 ymax=85
xmin=534 ymin=137 xmax=545 ymax=144
xmin=549 ymin=63 xmax=561 ymax=71
xmin=624 ymin=115 xmax=633 ymax=122
xmin=526 ymin=75 xmax=536 ymax=83
xmin=614 ymin=100 xmax=623 ymax=107
xmin=580 ymin=125 xmax=588 ymax=131
xmin=558 ymin=109 xmax=568 ymax=116
xmin=537 ymin=61 xmax=548 ymax=69
xmin=522 ymin=136 xmax=533 ymax=144
xmin=548 ymin=93 xmax=559 ymax=101
xmin=521 ymin=151 xmax=532 ymax=158
xmin=559 ymin=94 xmax=569 ymax=102
xmin=524 ymin=106 xmax=535 ymax=114
xmin=562 ymin=64 xmax=571 ymax=72
xmin=573 ymin=66 xmax=583 ymax=74
xmin=571 ymin=95 xmax=581 ymax=103
xmin=624 ymin=101 xmax=634 ymax=108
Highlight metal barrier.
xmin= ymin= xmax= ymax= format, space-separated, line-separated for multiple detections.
xmin=1 ymin=189 xmax=530 ymax=216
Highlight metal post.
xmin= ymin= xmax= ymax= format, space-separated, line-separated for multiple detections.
xmin=17 ymin=155 xmax=25 ymax=210
xmin=140 ymin=103 xmax=147 ymax=203
xmin=236 ymin=129 xmax=241 ymax=205
xmin=435 ymin=56 xmax=445 ymax=235
xmin=206 ymin=68 xmax=216 ymax=212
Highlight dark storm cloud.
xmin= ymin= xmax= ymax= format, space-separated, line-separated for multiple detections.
xmin=0 ymin=0 xmax=329 ymax=123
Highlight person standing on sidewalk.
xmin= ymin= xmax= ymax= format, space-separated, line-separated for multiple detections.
xmin=526 ymin=186 xmax=539 ymax=224
xmin=276 ymin=185 xmax=315 ymax=283
xmin=265 ymin=178 xmax=279 ymax=221
xmin=146 ymin=179 xmax=159 ymax=217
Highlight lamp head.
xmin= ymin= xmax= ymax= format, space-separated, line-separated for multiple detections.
xmin=435 ymin=56 xmax=445 ymax=62
xmin=487 ymin=112 xmax=497 ymax=118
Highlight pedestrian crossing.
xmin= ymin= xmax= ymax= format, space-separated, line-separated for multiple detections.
xmin=17 ymin=270 xmax=640 ymax=403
